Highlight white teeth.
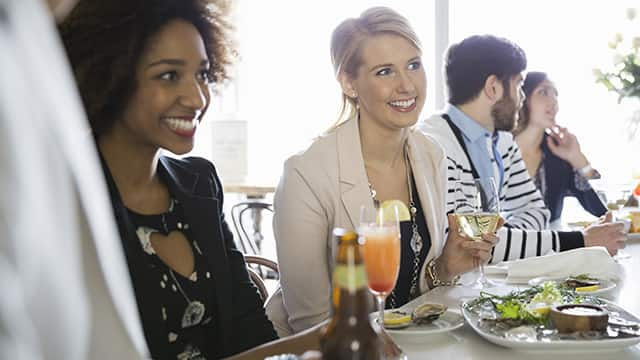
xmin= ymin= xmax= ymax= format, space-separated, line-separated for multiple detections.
xmin=389 ymin=98 xmax=416 ymax=108
xmin=164 ymin=118 xmax=197 ymax=131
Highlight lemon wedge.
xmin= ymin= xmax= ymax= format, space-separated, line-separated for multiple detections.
xmin=575 ymin=285 xmax=600 ymax=293
xmin=383 ymin=310 xmax=412 ymax=328
xmin=531 ymin=306 xmax=551 ymax=316
xmin=380 ymin=200 xmax=411 ymax=222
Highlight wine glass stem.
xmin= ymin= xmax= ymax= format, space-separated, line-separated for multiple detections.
xmin=476 ymin=257 xmax=486 ymax=282
xmin=378 ymin=295 xmax=385 ymax=328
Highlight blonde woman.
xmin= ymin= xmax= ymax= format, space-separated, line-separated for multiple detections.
xmin=267 ymin=7 xmax=498 ymax=336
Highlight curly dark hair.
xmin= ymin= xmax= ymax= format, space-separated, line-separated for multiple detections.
xmin=445 ymin=34 xmax=526 ymax=106
xmin=58 ymin=0 xmax=236 ymax=136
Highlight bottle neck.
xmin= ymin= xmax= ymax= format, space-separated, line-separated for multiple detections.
xmin=332 ymin=263 xmax=372 ymax=320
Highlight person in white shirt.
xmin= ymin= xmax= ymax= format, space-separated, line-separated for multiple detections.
xmin=0 ymin=0 xmax=146 ymax=358
xmin=419 ymin=35 xmax=625 ymax=261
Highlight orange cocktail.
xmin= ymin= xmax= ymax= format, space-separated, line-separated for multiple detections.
xmin=360 ymin=225 xmax=401 ymax=295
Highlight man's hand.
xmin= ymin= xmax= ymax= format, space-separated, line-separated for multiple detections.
xmin=583 ymin=212 xmax=626 ymax=255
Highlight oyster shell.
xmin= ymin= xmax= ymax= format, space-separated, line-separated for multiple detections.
xmin=411 ymin=303 xmax=447 ymax=325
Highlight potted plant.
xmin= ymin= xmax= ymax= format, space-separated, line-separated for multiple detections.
xmin=593 ymin=8 xmax=640 ymax=142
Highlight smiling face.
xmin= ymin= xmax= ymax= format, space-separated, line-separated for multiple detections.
xmin=113 ymin=19 xmax=211 ymax=155
xmin=345 ymin=33 xmax=426 ymax=131
xmin=492 ymin=73 xmax=525 ymax=131
xmin=526 ymin=79 xmax=559 ymax=129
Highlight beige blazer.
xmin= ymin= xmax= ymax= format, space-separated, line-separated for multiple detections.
xmin=266 ymin=117 xmax=447 ymax=336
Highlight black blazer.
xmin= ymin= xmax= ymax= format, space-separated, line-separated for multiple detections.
xmin=102 ymin=155 xmax=277 ymax=359
xmin=541 ymin=136 xmax=607 ymax=222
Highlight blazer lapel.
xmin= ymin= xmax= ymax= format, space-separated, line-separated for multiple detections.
xmin=407 ymin=132 xmax=445 ymax=259
xmin=158 ymin=157 xmax=234 ymax=351
xmin=336 ymin=118 xmax=376 ymax=230
xmin=101 ymin=157 xmax=168 ymax=355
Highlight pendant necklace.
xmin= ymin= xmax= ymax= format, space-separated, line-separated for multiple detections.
xmin=405 ymin=150 xmax=423 ymax=299
xmin=168 ymin=269 xmax=205 ymax=328
xmin=367 ymin=148 xmax=423 ymax=305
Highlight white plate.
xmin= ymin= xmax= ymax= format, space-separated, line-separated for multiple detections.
xmin=528 ymin=276 xmax=616 ymax=295
xmin=385 ymin=309 xmax=464 ymax=336
xmin=461 ymin=298 xmax=640 ymax=351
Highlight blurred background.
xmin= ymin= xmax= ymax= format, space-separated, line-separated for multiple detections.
xmin=191 ymin=0 xmax=640 ymax=188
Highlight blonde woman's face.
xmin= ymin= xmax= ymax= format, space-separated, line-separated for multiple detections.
xmin=527 ymin=79 xmax=559 ymax=129
xmin=348 ymin=34 xmax=426 ymax=131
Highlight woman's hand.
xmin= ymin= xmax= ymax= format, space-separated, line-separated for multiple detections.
xmin=546 ymin=126 xmax=589 ymax=169
xmin=436 ymin=214 xmax=504 ymax=280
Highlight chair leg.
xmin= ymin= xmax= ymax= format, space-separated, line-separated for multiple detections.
xmin=247 ymin=267 xmax=268 ymax=303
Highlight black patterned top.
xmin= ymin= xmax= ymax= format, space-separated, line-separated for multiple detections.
xmin=386 ymin=174 xmax=431 ymax=308
xmin=127 ymin=199 xmax=217 ymax=360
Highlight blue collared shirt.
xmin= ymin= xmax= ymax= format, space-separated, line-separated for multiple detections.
xmin=445 ymin=104 xmax=502 ymax=189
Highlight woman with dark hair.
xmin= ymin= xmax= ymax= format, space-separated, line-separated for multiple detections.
xmin=59 ymin=0 xmax=277 ymax=358
xmin=513 ymin=71 xmax=606 ymax=224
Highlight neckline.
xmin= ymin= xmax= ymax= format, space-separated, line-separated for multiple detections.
xmin=126 ymin=198 xmax=176 ymax=217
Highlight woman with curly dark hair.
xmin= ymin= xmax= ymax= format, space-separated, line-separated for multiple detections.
xmin=59 ymin=0 xmax=277 ymax=358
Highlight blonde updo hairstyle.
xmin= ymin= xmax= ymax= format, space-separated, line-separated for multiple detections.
xmin=329 ymin=6 xmax=421 ymax=130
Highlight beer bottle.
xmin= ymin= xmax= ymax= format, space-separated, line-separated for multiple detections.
xmin=320 ymin=228 xmax=382 ymax=360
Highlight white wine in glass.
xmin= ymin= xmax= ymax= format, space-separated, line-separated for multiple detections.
xmin=455 ymin=212 xmax=501 ymax=241
xmin=452 ymin=178 xmax=500 ymax=289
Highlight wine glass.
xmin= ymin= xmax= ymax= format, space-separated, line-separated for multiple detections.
xmin=358 ymin=205 xmax=401 ymax=328
xmin=589 ymin=180 xmax=633 ymax=260
xmin=452 ymin=178 xmax=501 ymax=289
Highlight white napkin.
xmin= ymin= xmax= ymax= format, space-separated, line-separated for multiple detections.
xmin=489 ymin=247 xmax=621 ymax=284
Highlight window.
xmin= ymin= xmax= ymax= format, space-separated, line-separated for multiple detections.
xmin=191 ymin=1 xmax=436 ymax=185
xmin=191 ymin=1 xmax=636 ymax=186
xmin=450 ymin=0 xmax=638 ymax=180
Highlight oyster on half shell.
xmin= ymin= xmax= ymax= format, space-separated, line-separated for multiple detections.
xmin=412 ymin=303 xmax=447 ymax=325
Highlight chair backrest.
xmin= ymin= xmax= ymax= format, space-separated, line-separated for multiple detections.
xmin=245 ymin=255 xmax=279 ymax=304
xmin=231 ymin=201 xmax=274 ymax=255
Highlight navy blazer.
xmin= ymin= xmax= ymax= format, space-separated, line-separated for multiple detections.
xmin=102 ymin=155 xmax=277 ymax=359
xmin=541 ymin=137 xmax=607 ymax=222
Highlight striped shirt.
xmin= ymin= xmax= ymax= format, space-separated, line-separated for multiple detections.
xmin=419 ymin=113 xmax=584 ymax=263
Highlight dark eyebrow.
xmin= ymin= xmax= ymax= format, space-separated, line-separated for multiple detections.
xmin=146 ymin=59 xmax=185 ymax=68
xmin=146 ymin=59 xmax=210 ymax=69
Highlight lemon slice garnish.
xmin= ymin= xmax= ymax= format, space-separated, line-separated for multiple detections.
xmin=380 ymin=200 xmax=411 ymax=222
xmin=531 ymin=306 xmax=551 ymax=316
xmin=383 ymin=310 xmax=412 ymax=328
xmin=575 ymin=285 xmax=600 ymax=293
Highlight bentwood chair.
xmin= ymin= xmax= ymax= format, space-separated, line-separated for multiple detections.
xmin=245 ymin=255 xmax=279 ymax=304
xmin=231 ymin=201 xmax=274 ymax=256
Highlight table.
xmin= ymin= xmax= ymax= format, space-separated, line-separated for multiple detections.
xmin=223 ymin=184 xmax=276 ymax=198
xmin=391 ymin=240 xmax=640 ymax=359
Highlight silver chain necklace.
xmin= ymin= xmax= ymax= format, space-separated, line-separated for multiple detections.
xmin=168 ymin=269 xmax=205 ymax=328
xmin=367 ymin=149 xmax=423 ymax=306
xmin=405 ymin=151 xmax=423 ymax=299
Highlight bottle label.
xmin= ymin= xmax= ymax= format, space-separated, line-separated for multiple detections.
xmin=333 ymin=264 xmax=368 ymax=292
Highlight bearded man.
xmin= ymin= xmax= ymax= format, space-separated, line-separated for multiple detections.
xmin=419 ymin=35 xmax=623 ymax=262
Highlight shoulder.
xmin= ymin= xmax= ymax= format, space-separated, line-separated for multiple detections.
xmin=282 ymin=130 xmax=339 ymax=177
xmin=417 ymin=113 xmax=448 ymax=136
xmin=409 ymin=128 xmax=446 ymax=161
xmin=163 ymin=155 xmax=218 ymax=176
xmin=417 ymin=114 xmax=459 ymax=151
